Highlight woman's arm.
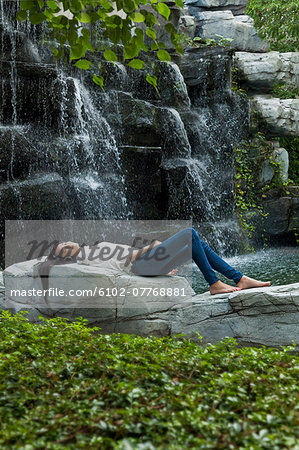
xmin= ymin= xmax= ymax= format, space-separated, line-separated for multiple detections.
xmin=129 ymin=240 xmax=162 ymax=263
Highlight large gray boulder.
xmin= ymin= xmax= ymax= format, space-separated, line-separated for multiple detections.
xmin=252 ymin=96 xmax=299 ymax=136
xmin=3 ymin=258 xmax=195 ymax=333
xmin=2 ymin=259 xmax=299 ymax=349
xmin=173 ymin=283 xmax=299 ymax=349
xmin=234 ymin=52 xmax=299 ymax=92
xmin=189 ymin=10 xmax=269 ymax=52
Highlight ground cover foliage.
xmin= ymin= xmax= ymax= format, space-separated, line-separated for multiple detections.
xmin=0 ymin=311 xmax=298 ymax=449
xmin=246 ymin=0 xmax=298 ymax=52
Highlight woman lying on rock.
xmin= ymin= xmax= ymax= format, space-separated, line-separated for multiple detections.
xmin=45 ymin=227 xmax=270 ymax=296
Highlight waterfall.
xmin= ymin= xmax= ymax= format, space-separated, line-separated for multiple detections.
xmin=54 ymin=74 xmax=131 ymax=219
xmin=0 ymin=2 xmax=252 ymax=268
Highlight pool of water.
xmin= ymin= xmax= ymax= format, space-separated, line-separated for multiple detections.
xmin=187 ymin=246 xmax=299 ymax=295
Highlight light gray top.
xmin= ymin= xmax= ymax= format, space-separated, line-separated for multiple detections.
xmin=77 ymin=242 xmax=134 ymax=273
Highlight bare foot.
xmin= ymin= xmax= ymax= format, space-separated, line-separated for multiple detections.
xmin=209 ymin=280 xmax=241 ymax=295
xmin=167 ymin=268 xmax=178 ymax=276
xmin=237 ymin=275 xmax=271 ymax=290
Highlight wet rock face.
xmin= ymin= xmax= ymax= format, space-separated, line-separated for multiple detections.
xmin=0 ymin=28 xmax=41 ymax=63
xmin=120 ymin=146 xmax=164 ymax=219
xmin=173 ymin=47 xmax=232 ymax=105
xmin=126 ymin=60 xmax=191 ymax=109
xmin=0 ymin=173 xmax=70 ymax=221
xmin=0 ymin=126 xmax=38 ymax=182
xmin=0 ymin=72 xmax=59 ymax=126
xmin=117 ymin=92 xmax=160 ymax=147
xmin=117 ymin=92 xmax=192 ymax=158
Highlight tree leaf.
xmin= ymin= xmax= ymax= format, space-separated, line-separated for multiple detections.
xmin=124 ymin=42 xmax=138 ymax=60
xmin=141 ymin=41 xmax=148 ymax=52
xmin=70 ymin=43 xmax=87 ymax=60
xmin=146 ymin=74 xmax=159 ymax=94
xmin=146 ymin=28 xmax=156 ymax=40
xmin=73 ymin=59 xmax=91 ymax=69
xmin=156 ymin=2 xmax=170 ymax=20
xmin=130 ymin=12 xmax=145 ymax=22
xmin=103 ymin=48 xmax=118 ymax=62
xmin=93 ymin=74 xmax=104 ymax=89
xmin=29 ymin=12 xmax=46 ymax=24
xmin=20 ymin=0 xmax=37 ymax=11
xmin=101 ymin=0 xmax=113 ymax=10
xmin=47 ymin=0 xmax=60 ymax=10
xmin=157 ymin=49 xmax=171 ymax=61
xmin=44 ymin=8 xmax=54 ymax=18
xmin=123 ymin=0 xmax=136 ymax=13
xmin=15 ymin=10 xmax=28 ymax=21
xmin=164 ymin=22 xmax=175 ymax=34
xmin=76 ymin=12 xmax=91 ymax=23
xmin=127 ymin=59 xmax=144 ymax=69
xmin=69 ymin=0 xmax=83 ymax=12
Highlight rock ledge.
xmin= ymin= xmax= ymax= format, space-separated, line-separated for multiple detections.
xmin=1 ymin=259 xmax=298 ymax=349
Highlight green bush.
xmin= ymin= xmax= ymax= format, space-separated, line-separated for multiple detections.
xmin=0 ymin=311 xmax=298 ymax=449
xmin=246 ymin=0 xmax=298 ymax=52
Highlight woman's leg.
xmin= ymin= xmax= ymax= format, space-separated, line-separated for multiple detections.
xmin=193 ymin=231 xmax=244 ymax=284
xmin=132 ymin=228 xmax=220 ymax=285
xmin=131 ymin=227 xmax=270 ymax=293
xmin=190 ymin=229 xmax=270 ymax=291
xmin=131 ymin=228 xmax=193 ymax=277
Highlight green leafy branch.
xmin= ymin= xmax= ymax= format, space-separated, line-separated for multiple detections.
xmin=16 ymin=0 xmax=185 ymax=90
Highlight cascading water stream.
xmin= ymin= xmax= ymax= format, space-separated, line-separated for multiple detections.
xmin=54 ymin=72 xmax=132 ymax=219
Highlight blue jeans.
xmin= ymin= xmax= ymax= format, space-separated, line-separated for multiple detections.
xmin=131 ymin=227 xmax=244 ymax=286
